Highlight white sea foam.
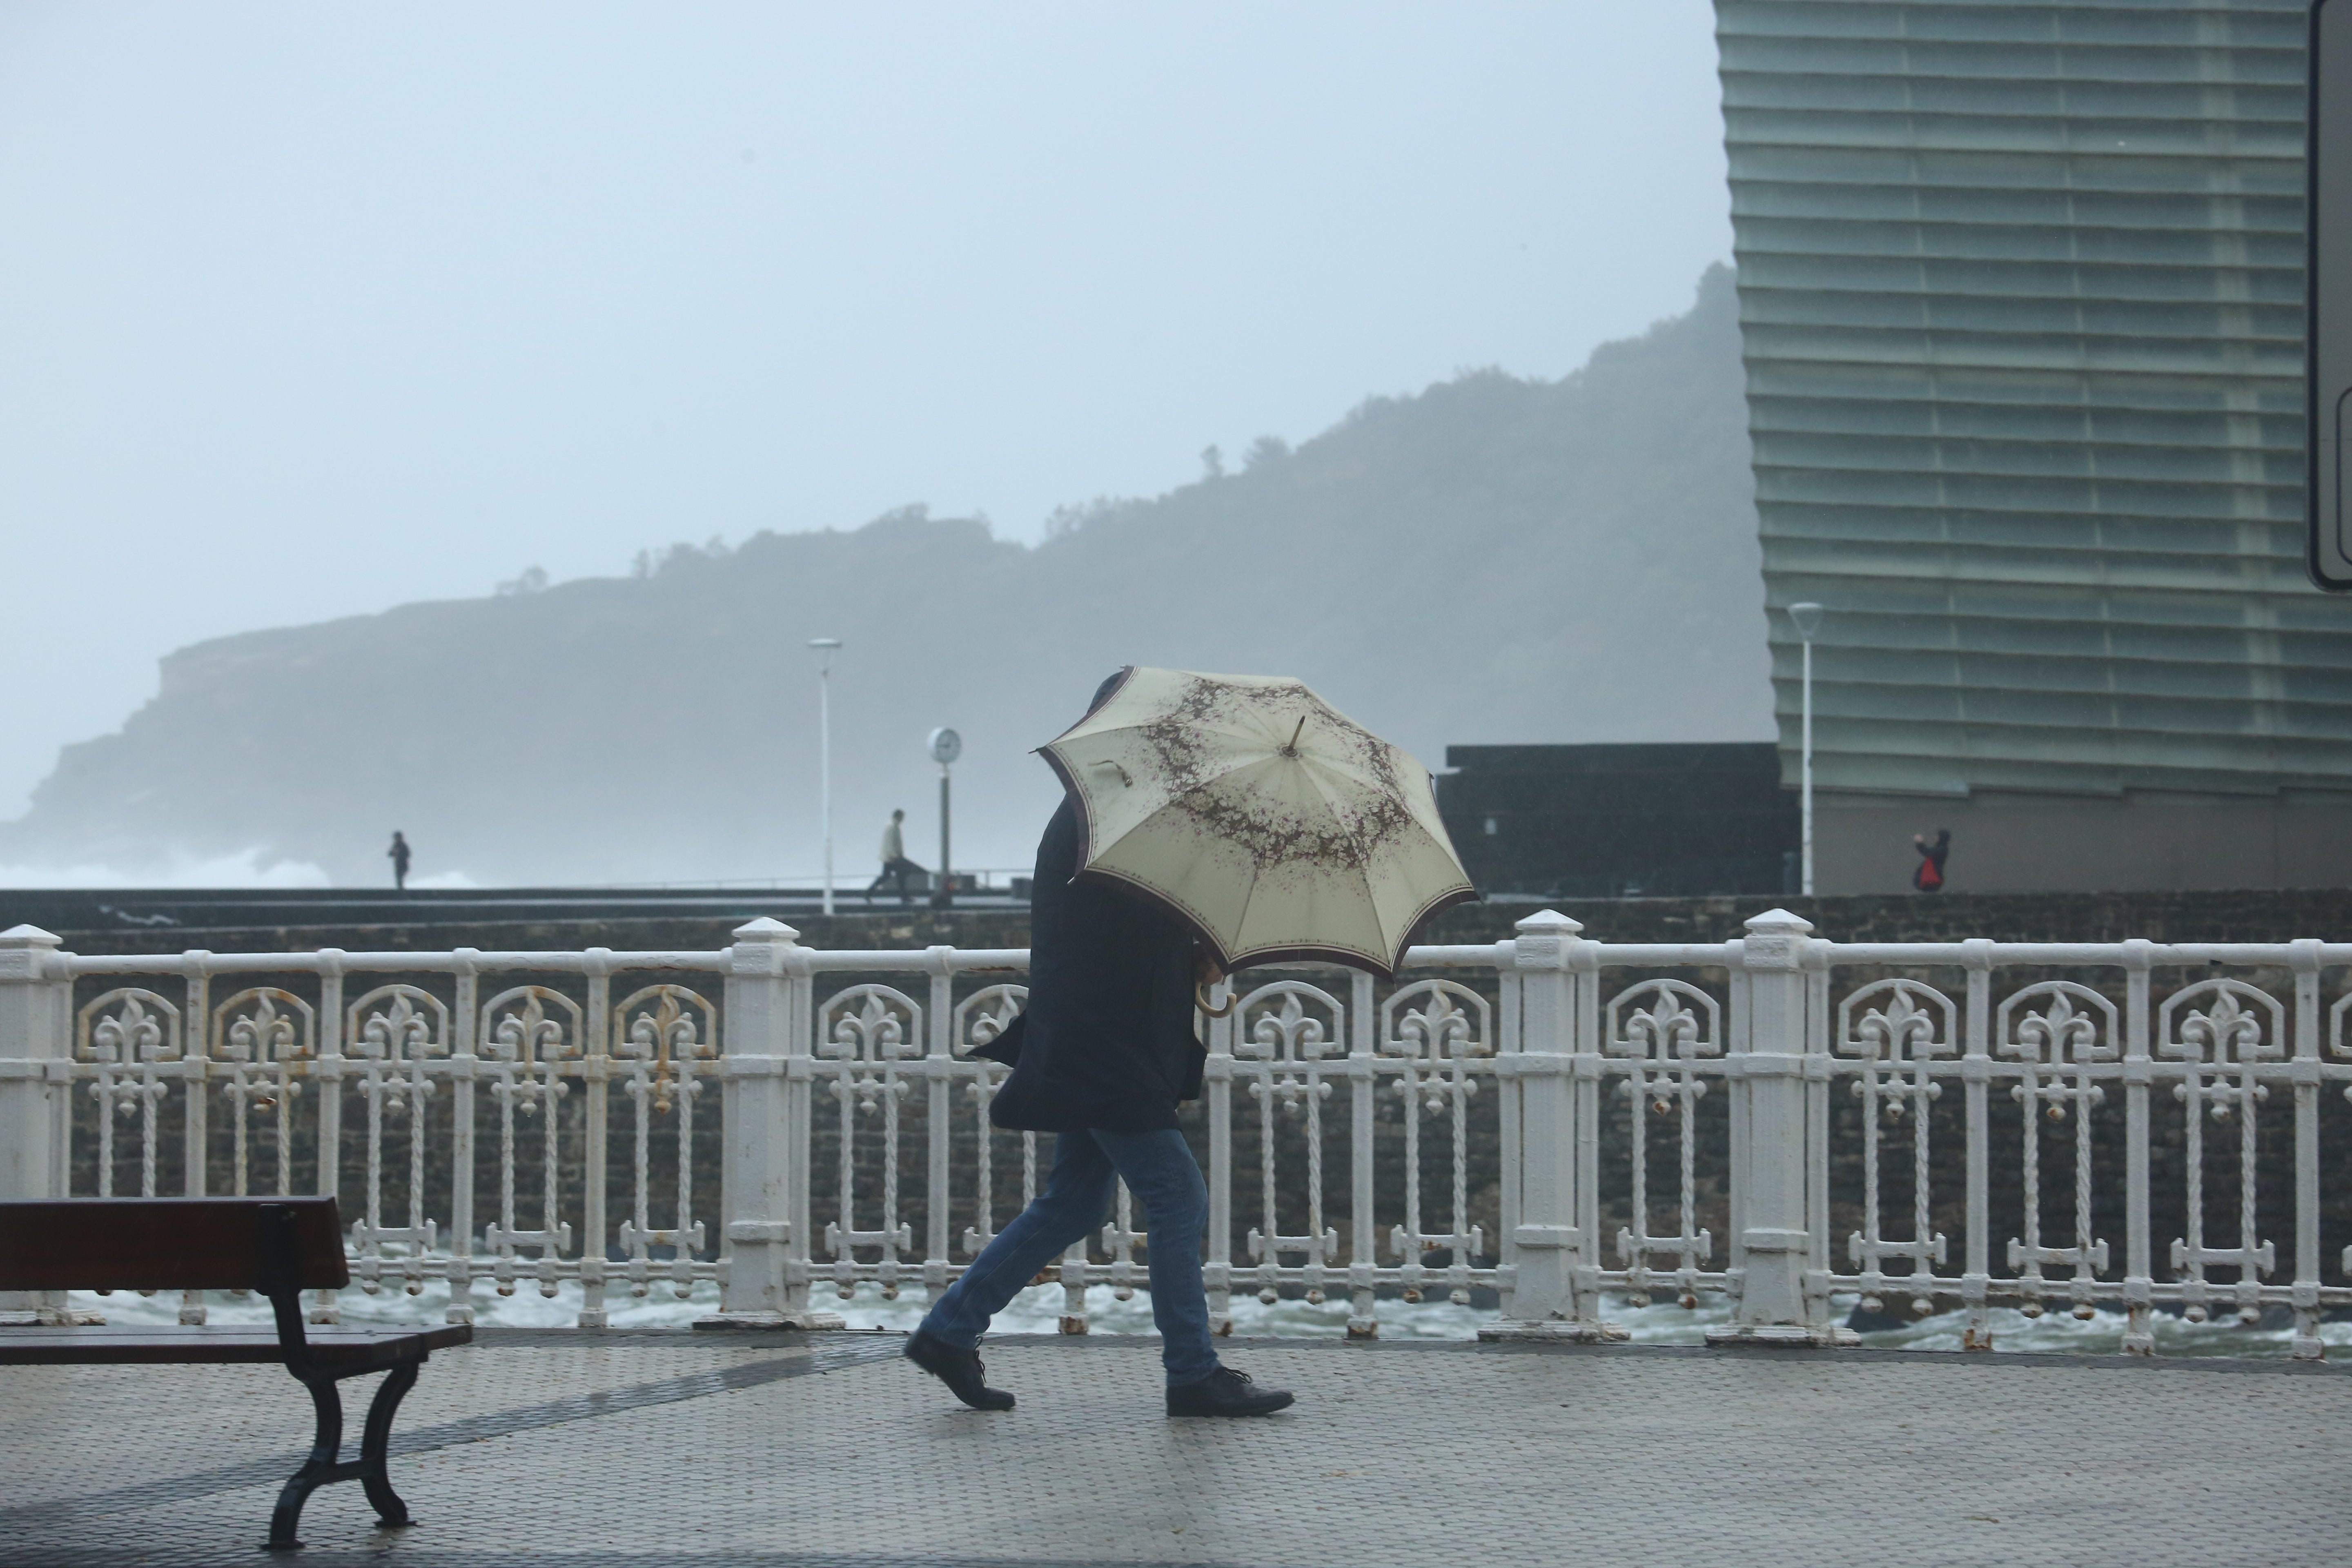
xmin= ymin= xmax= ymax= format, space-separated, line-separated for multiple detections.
xmin=65 ymin=1281 xmax=2350 ymax=1359
xmin=0 ymin=847 xmax=330 ymax=889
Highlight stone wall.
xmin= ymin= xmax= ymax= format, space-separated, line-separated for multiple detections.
xmin=34 ymin=885 xmax=2352 ymax=956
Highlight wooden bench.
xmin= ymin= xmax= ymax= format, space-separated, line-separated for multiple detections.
xmin=0 ymin=1197 xmax=470 ymax=1550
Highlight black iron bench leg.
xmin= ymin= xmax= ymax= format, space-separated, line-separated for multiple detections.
xmin=266 ymin=1374 xmax=345 ymax=1550
xmin=357 ymin=1359 xmax=419 ymax=1528
xmin=264 ymin=1358 xmax=422 ymax=1549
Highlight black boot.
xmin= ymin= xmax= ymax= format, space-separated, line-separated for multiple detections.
xmin=1165 ymin=1366 xmax=1294 ymax=1417
xmin=904 ymin=1329 xmax=1016 ymax=1411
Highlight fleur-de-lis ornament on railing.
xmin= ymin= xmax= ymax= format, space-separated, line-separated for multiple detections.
xmin=2014 ymin=989 xmax=2098 ymax=1060
xmin=824 ymin=989 xmax=915 ymax=1114
xmin=86 ymin=992 xmax=176 ymax=1114
xmin=90 ymin=992 xmax=167 ymax=1066
xmin=221 ymin=992 xmax=303 ymax=1112
xmin=1373 ymin=982 xmax=1486 ymax=1114
xmin=1385 ymin=987 xmax=1482 ymax=1115
xmin=490 ymin=992 xmax=570 ymax=1116
xmin=1237 ymin=986 xmax=1340 ymax=1112
xmin=2179 ymin=991 xmax=2263 ymax=1059
xmin=357 ymin=990 xmax=434 ymax=1058
xmin=618 ymin=988 xmax=710 ymax=1115
xmin=1626 ymin=991 xmax=1701 ymax=1115
xmin=476 ymin=984 xmax=582 ymax=1299
xmin=1994 ymin=981 xmax=2116 ymax=1315
xmin=78 ymin=989 xmax=183 ymax=1198
xmin=1846 ymin=983 xmax=1950 ymax=1123
xmin=1625 ymin=989 xmax=1699 ymax=1054
xmin=344 ymin=985 xmax=448 ymax=1296
xmin=1393 ymin=987 xmax=1472 ymax=1056
xmin=1245 ymin=991 xmax=1330 ymax=1062
xmin=209 ymin=988 xmax=314 ymax=1198
xmin=355 ymin=989 xmax=443 ymax=1118
xmin=2156 ymin=979 xmax=2281 ymax=1322
xmin=2172 ymin=988 xmax=2274 ymax=1123
xmin=1856 ymin=989 xmax=1935 ymax=1060
xmin=1600 ymin=979 xmax=1719 ymax=1295
xmin=2009 ymin=991 xmax=2105 ymax=1123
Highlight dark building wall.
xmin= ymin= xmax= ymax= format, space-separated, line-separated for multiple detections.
xmin=1436 ymin=743 xmax=1798 ymax=897
xmin=1816 ymin=788 xmax=2352 ymax=897
xmin=1718 ymin=0 xmax=2352 ymax=895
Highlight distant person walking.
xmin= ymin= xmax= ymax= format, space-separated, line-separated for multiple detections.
xmin=1912 ymin=828 xmax=1949 ymax=893
xmin=388 ymin=831 xmax=412 ymax=891
xmin=867 ymin=809 xmax=925 ymax=905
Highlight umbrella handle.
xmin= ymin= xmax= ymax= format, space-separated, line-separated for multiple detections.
xmin=1195 ymin=983 xmax=1238 ymax=1018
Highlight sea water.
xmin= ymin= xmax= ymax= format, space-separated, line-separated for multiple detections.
xmin=65 ymin=1281 xmax=2352 ymax=1358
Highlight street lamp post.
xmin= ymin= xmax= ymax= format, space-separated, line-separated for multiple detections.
xmin=927 ymin=727 xmax=961 ymax=909
xmin=809 ymin=638 xmax=842 ymax=915
xmin=1788 ymin=603 xmax=1824 ymax=897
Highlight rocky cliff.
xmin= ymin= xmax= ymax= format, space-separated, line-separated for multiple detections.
xmin=3 ymin=265 xmax=1769 ymax=883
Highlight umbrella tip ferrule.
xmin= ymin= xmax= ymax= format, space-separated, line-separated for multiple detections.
xmin=1282 ymin=715 xmax=1307 ymax=755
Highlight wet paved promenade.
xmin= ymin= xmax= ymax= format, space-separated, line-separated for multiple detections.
xmin=2 ymin=1330 xmax=2346 ymax=1567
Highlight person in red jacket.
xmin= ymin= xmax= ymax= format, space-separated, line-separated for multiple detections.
xmin=1913 ymin=828 xmax=1950 ymax=893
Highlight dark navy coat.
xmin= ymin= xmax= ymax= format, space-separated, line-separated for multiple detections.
xmin=973 ymin=797 xmax=1204 ymax=1132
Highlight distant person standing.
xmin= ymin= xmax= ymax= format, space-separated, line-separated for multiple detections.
xmin=388 ymin=831 xmax=412 ymax=891
xmin=867 ymin=809 xmax=925 ymax=905
xmin=1912 ymin=828 xmax=1949 ymax=893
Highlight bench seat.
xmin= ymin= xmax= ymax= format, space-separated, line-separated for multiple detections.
xmin=0 ymin=1323 xmax=470 ymax=1368
xmin=0 ymin=1198 xmax=463 ymax=1549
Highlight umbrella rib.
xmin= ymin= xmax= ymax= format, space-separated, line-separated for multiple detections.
xmin=1084 ymin=750 xmax=1313 ymax=859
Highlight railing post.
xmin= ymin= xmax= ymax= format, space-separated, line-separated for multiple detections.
xmin=1479 ymin=910 xmax=1619 ymax=1342
xmin=1203 ymin=982 xmax=1235 ymax=1335
xmin=445 ymin=951 xmax=480 ymax=1326
xmin=579 ymin=951 xmax=612 ymax=1328
xmin=2120 ymin=939 xmax=2154 ymax=1355
xmin=0 ymin=925 xmax=79 ymax=1324
xmin=1960 ymin=938 xmax=1994 ymax=1350
xmin=1346 ymin=969 xmax=1377 ymax=1339
xmin=1709 ymin=909 xmax=1851 ymax=1346
xmin=310 ymin=949 xmax=346 ymax=1325
xmin=2290 ymin=938 xmax=2325 ymax=1361
xmin=703 ymin=918 xmax=842 ymax=1328
xmin=923 ymin=949 xmax=955 ymax=1306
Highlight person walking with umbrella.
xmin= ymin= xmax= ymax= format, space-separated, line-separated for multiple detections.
xmin=904 ymin=667 xmax=1474 ymax=1418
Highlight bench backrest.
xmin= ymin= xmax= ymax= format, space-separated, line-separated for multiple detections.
xmin=0 ymin=1198 xmax=348 ymax=1294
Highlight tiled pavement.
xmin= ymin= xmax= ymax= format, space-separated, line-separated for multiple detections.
xmin=2 ymin=1329 xmax=2346 ymax=1567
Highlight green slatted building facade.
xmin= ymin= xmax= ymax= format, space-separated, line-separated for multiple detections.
xmin=1718 ymin=0 xmax=2352 ymax=892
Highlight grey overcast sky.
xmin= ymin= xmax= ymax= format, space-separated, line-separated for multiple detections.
xmin=0 ymin=1 xmax=1730 ymax=828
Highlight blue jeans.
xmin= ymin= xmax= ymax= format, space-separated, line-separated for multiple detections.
xmin=919 ymin=1126 xmax=1220 ymax=1386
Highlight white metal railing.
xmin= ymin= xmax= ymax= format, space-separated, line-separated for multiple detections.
xmin=2 ymin=911 xmax=2349 ymax=1356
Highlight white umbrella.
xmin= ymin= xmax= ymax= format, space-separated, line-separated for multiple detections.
xmin=1039 ymin=666 xmax=1475 ymax=977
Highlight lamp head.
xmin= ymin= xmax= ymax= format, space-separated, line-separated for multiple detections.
xmin=1788 ymin=602 xmax=1824 ymax=641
